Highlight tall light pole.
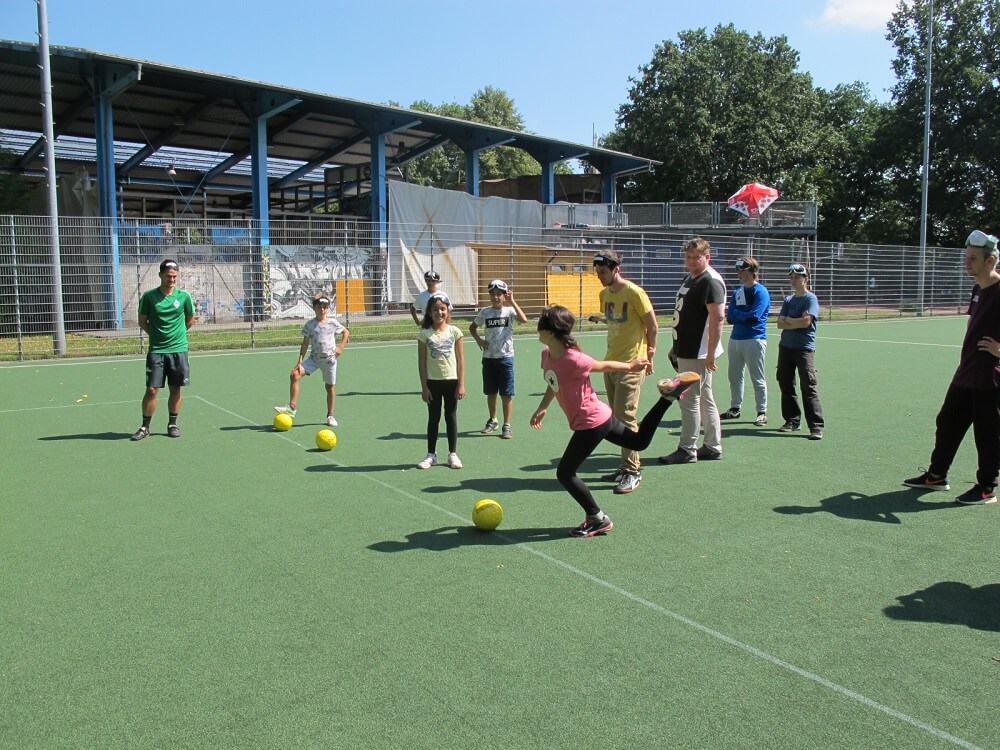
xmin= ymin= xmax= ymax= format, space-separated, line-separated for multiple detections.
xmin=917 ymin=0 xmax=934 ymax=316
xmin=37 ymin=0 xmax=67 ymax=354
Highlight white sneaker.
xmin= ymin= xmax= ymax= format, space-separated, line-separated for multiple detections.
xmin=417 ymin=453 xmax=438 ymax=469
xmin=447 ymin=452 xmax=463 ymax=469
xmin=274 ymin=404 xmax=297 ymax=417
xmin=326 ymin=416 xmax=338 ymax=427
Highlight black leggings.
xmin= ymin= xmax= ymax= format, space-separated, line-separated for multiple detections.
xmin=556 ymin=396 xmax=673 ymax=516
xmin=426 ymin=379 xmax=458 ymax=454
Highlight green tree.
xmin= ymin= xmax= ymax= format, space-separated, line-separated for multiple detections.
xmin=882 ymin=0 xmax=1000 ymax=246
xmin=605 ymin=25 xmax=822 ymax=203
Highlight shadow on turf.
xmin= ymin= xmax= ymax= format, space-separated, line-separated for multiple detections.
xmin=38 ymin=432 xmax=133 ymax=441
xmin=774 ymin=489 xmax=956 ymax=524
xmin=368 ymin=524 xmax=568 ymax=552
xmin=884 ymin=582 xmax=1000 ymax=631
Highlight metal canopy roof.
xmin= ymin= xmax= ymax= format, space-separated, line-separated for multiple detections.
xmin=0 ymin=41 xmax=657 ymax=217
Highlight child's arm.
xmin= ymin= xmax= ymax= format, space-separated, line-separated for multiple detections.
xmin=336 ymin=327 xmax=350 ymax=357
xmin=294 ymin=336 xmax=309 ymax=371
xmin=591 ymin=357 xmax=649 ymax=374
xmin=455 ymin=334 xmax=466 ymax=399
xmin=530 ymin=387 xmax=556 ymax=429
xmin=469 ymin=320 xmax=486 ymax=350
xmin=417 ymin=339 xmax=431 ymax=403
xmin=505 ymin=291 xmax=529 ymax=323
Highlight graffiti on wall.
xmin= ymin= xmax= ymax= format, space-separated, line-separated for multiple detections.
xmin=268 ymin=246 xmax=371 ymax=319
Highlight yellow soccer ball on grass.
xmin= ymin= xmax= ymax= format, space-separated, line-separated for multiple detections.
xmin=315 ymin=429 xmax=338 ymax=451
xmin=273 ymin=413 xmax=293 ymax=432
xmin=472 ymin=498 xmax=503 ymax=531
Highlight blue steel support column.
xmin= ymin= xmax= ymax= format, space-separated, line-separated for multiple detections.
xmin=540 ymin=161 xmax=555 ymax=204
xmin=94 ymin=64 xmax=138 ymax=329
xmin=249 ymin=115 xmax=269 ymax=244
xmin=465 ymin=150 xmax=480 ymax=196
xmin=370 ymin=136 xmax=387 ymax=242
xmin=602 ymin=173 xmax=616 ymax=204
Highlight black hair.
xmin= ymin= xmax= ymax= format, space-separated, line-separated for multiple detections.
xmin=537 ymin=305 xmax=579 ymax=350
xmin=420 ymin=293 xmax=451 ymax=330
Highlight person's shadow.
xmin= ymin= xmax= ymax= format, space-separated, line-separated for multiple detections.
xmin=39 ymin=432 xmax=135 ymax=441
xmin=421 ymin=476 xmax=560 ymax=495
xmin=774 ymin=489 xmax=955 ymax=523
xmin=368 ymin=524 xmax=568 ymax=552
xmin=884 ymin=582 xmax=1000 ymax=631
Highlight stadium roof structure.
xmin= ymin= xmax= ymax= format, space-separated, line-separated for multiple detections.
xmin=0 ymin=40 xmax=658 ymax=220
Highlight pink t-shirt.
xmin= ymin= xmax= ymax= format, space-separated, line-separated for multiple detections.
xmin=541 ymin=347 xmax=612 ymax=431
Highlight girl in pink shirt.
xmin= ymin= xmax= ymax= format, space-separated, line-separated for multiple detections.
xmin=530 ymin=306 xmax=699 ymax=537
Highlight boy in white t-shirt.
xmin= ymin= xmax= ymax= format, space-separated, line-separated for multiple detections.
xmin=470 ymin=279 xmax=528 ymax=439
xmin=411 ymin=270 xmax=447 ymax=326
xmin=274 ymin=292 xmax=350 ymax=427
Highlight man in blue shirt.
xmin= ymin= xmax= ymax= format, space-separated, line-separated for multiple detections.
xmin=775 ymin=263 xmax=824 ymax=440
xmin=721 ymin=256 xmax=770 ymax=426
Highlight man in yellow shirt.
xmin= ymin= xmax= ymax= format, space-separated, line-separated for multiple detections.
xmin=587 ymin=250 xmax=658 ymax=493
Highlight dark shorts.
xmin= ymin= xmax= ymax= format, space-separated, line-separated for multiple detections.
xmin=482 ymin=357 xmax=515 ymax=397
xmin=146 ymin=352 xmax=191 ymax=388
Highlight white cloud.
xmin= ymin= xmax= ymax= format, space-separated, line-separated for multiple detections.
xmin=812 ymin=0 xmax=896 ymax=31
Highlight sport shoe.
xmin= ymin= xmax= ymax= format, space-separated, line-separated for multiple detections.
xmin=447 ymin=452 xmax=463 ymax=469
xmin=417 ymin=452 xmax=438 ymax=469
xmin=569 ymin=515 xmax=614 ymax=537
xmin=754 ymin=413 xmax=768 ymax=426
xmin=130 ymin=426 xmax=150 ymax=441
xmin=481 ymin=419 xmax=500 ymax=434
xmin=500 ymin=424 xmax=512 ymax=440
xmin=808 ymin=428 xmax=823 ymax=441
xmin=326 ymin=416 xmax=338 ymax=427
xmin=600 ymin=471 xmax=624 ymax=483
xmin=903 ymin=471 xmax=950 ymax=491
xmin=657 ymin=371 xmax=701 ymax=401
xmin=955 ymin=484 xmax=998 ymax=505
xmin=696 ymin=446 xmax=722 ymax=461
xmin=614 ymin=472 xmax=641 ymax=494
xmin=658 ymin=448 xmax=697 ymax=465
xmin=274 ymin=405 xmax=297 ymax=417
xmin=778 ymin=420 xmax=800 ymax=432
xmin=720 ymin=408 xmax=741 ymax=420
xmin=167 ymin=424 xmax=180 ymax=438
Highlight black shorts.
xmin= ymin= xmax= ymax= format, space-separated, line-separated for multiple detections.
xmin=146 ymin=352 xmax=191 ymax=388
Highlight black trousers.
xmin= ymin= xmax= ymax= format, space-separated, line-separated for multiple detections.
xmin=929 ymin=383 xmax=1000 ymax=487
xmin=426 ymin=379 xmax=458 ymax=454
xmin=556 ymin=395 xmax=674 ymax=516
xmin=776 ymin=346 xmax=824 ymax=430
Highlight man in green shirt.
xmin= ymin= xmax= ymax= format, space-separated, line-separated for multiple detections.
xmin=131 ymin=259 xmax=196 ymax=441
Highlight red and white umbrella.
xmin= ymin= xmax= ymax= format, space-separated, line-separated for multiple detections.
xmin=727 ymin=182 xmax=780 ymax=219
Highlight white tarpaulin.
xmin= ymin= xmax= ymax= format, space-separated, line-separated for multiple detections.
xmin=388 ymin=181 xmax=546 ymax=306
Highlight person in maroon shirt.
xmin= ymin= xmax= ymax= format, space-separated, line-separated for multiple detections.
xmin=904 ymin=230 xmax=1000 ymax=504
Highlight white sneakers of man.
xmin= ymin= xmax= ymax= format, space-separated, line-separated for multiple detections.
xmin=416 ymin=452 xmax=462 ymax=469
xmin=326 ymin=416 xmax=338 ymax=427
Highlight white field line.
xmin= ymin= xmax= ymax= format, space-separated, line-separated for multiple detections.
xmin=191 ymin=393 xmax=983 ymax=750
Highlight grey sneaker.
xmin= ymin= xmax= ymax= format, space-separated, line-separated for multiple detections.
xmin=130 ymin=425 xmax=150 ymax=441
xmin=570 ymin=515 xmax=614 ymax=537
xmin=658 ymin=448 xmax=697 ymax=465
xmin=720 ymin=408 xmax=741 ymax=420
xmin=778 ymin=420 xmax=800 ymax=433
xmin=417 ymin=453 xmax=438 ymax=469
xmin=754 ymin=413 xmax=768 ymax=426
xmin=808 ymin=428 xmax=824 ymax=441
xmin=696 ymin=446 xmax=721 ymax=461
xmin=500 ymin=423 xmax=512 ymax=440
xmin=167 ymin=424 xmax=180 ymax=438
xmin=481 ymin=419 xmax=500 ymax=434
xmin=614 ymin=472 xmax=641 ymax=494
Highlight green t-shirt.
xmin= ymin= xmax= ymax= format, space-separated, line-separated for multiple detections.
xmin=138 ymin=287 xmax=195 ymax=353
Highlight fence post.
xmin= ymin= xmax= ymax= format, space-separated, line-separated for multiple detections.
xmin=6 ymin=217 xmax=24 ymax=361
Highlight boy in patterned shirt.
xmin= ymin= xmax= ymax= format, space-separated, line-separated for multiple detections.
xmin=469 ymin=279 xmax=528 ymax=439
xmin=275 ymin=292 xmax=350 ymax=427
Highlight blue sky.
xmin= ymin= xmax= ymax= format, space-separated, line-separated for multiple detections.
xmin=3 ymin=0 xmax=899 ymax=148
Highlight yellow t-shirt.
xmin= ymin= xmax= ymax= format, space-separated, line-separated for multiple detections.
xmin=600 ymin=280 xmax=654 ymax=362
xmin=419 ymin=324 xmax=463 ymax=380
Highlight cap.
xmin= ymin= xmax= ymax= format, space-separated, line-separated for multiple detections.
xmin=424 ymin=270 xmax=441 ymax=282
xmin=159 ymin=259 xmax=179 ymax=273
xmin=487 ymin=279 xmax=508 ymax=292
xmin=966 ymin=230 xmax=998 ymax=254
xmin=788 ymin=263 xmax=808 ymax=277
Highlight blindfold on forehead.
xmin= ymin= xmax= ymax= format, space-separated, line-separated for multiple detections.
xmin=592 ymin=255 xmax=619 ymax=268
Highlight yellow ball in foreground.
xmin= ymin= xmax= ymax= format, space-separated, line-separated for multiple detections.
xmin=472 ymin=498 xmax=503 ymax=531
xmin=315 ymin=429 xmax=338 ymax=451
xmin=273 ymin=413 xmax=293 ymax=432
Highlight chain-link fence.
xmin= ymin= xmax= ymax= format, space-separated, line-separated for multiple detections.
xmin=0 ymin=214 xmax=966 ymax=361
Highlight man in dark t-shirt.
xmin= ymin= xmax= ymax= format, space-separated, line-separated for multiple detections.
xmin=904 ymin=230 xmax=1000 ymax=504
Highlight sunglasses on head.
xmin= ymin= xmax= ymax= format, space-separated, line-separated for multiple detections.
xmin=734 ymin=259 xmax=753 ymax=271
xmin=788 ymin=264 xmax=808 ymax=276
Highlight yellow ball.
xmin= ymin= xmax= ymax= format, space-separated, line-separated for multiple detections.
xmin=273 ymin=413 xmax=293 ymax=432
xmin=472 ymin=498 xmax=503 ymax=531
xmin=315 ymin=429 xmax=338 ymax=451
